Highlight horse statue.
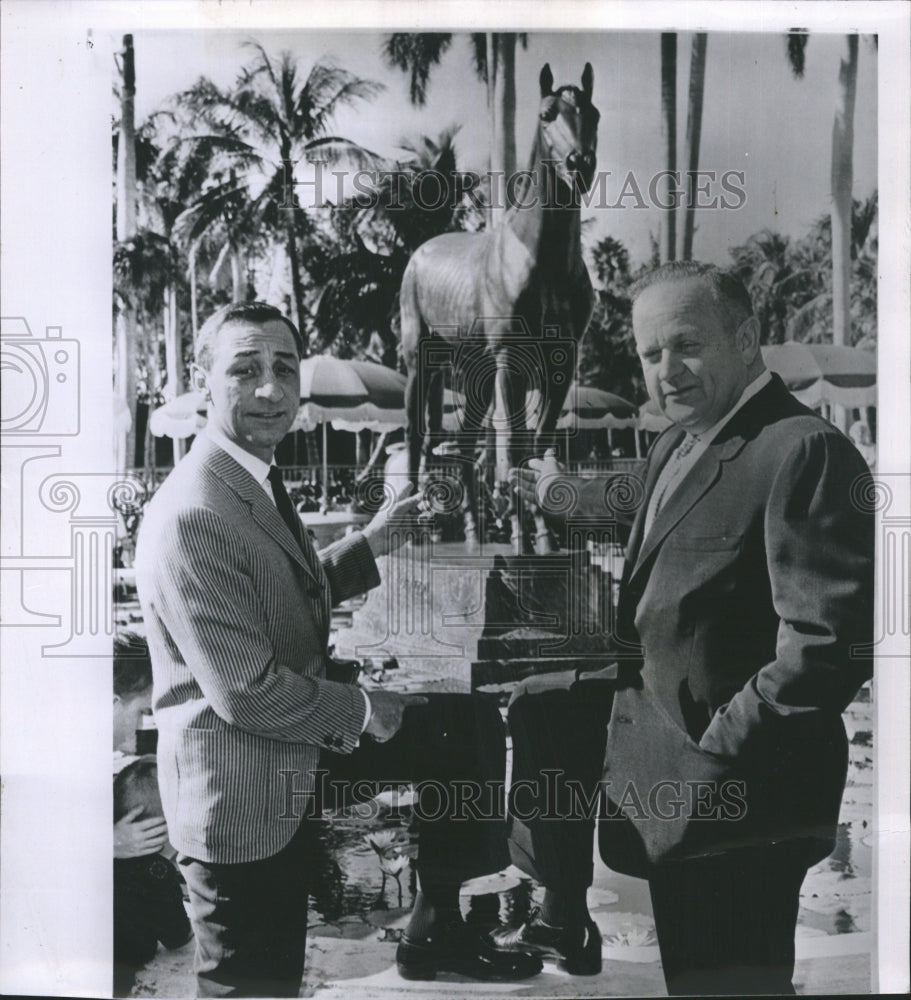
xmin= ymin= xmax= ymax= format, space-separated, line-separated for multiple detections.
xmin=401 ymin=63 xmax=599 ymax=552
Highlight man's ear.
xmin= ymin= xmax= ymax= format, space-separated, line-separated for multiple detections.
xmin=191 ymin=364 xmax=209 ymax=397
xmin=737 ymin=315 xmax=761 ymax=365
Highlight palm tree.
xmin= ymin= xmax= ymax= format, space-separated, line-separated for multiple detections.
xmin=138 ymin=120 xmax=216 ymax=402
xmin=830 ymin=35 xmax=859 ymax=353
xmin=114 ymin=34 xmax=138 ymax=471
xmin=729 ymin=230 xmax=801 ymax=343
xmin=358 ymin=126 xmax=464 ymax=253
xmin=383 ymin=33 xmax=527 ymax=226
xmin=578 ymin=236 xmax=643 ymax=402
xmin=730 ymin=194 xmax=877 ymax=348
xmin=173 ymin=43 xmax=383 ymax=345
xmin=113 ymin=229 xmax=180 ymax=469
xmin=660 ymin=33 xmax=677 ymax=262
xmin=114 ymin=105 xmax=223 ymax=464
xmin=307 ymin=127 xmax=467 ymax=364
xmin=172 ymin=165 xmax=265 ymax=318
xmin=785 ymin=30 xmax=866 ymax=431
xmin=785 ymin=29 xmax=861 ymax=350
xmin=680 ymin=33 xmax=708 ymax=260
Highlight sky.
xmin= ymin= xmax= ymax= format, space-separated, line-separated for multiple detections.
xmin=129 ymin=28 xmax=878 ymax=268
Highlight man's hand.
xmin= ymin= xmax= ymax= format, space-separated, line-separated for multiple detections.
xmin=509 ymin=451 xmax=568 ymax=515
xmin=361 ymin=483 xmax=433 ymax=558
xmin=114 ymin=806 xmax=169 ymax=858
xmin=363 ymin=690 xmax=428 ymax=743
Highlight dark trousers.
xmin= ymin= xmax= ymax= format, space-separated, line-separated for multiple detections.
xmin=179 ymin=819 xmax=314 ymax=998
xmin=506 ymin=672 xmax=811 ymax=996
xmin=648 ymin=843 xmax=808 ymax=995
xmin=179 ymin=693 xmax=508 ymax=997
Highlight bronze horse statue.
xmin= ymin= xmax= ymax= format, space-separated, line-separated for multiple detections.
xmin=401 ymin=63 xmax=598 ymax=551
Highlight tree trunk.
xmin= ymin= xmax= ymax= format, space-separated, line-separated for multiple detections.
xmin=502 ymin=36 xmax=517 ymax=182
xmin=488 ymin=32 xmax=517 ymax=230
xmin=144 ymin=327 xmax=157 ymax=475
xmin=163 ymin=283 xmax=185 ymax=463
xmin=485 ymin=33 xmax=497 ymax=230
xmin=660 ymin=33 xmax=677 ymax=263
xmin=189 ymin=242 xmax=199 ymax=342
xmin=830 ymin=34 xmax=857 ymax=432
xmin=680 ymin=33 xmax=707 ymax=261
xmin=831 ymin=34 xmax=857 ymax=348
xmin=115 ymin=34 xmax=138 ymax=472
xmin=285 ymin=212 xmax=306 ymax=348
xmin=231 ymin=249 xmax=245 ymax=303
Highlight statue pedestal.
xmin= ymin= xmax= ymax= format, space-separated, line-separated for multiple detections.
xmin=334 ymin=540 xmax=618 ymax=695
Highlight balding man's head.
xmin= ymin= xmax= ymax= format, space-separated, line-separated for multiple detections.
xmin=631 ymin=263 xmax=764 ymax=436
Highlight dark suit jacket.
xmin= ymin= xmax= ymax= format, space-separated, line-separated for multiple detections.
xmin=135 ymin=434 xmax=380 ymax=864
xmin=569 ymin=376 xmax=874 ymax=875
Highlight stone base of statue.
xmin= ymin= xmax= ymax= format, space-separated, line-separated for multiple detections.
xmin=333 ymin=539 xmax=619 ymax=696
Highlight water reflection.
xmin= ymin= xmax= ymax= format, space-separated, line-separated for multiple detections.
xmin=307 ymin=817 xmax=416 ymax=923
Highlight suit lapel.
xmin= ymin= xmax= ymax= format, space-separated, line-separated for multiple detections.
xmin=193 ymin=436 xmax=322 ymax=588
xmin=623 ymin=429 xmax=680 ymax=576
xmin=628 ymin=447 xmax=724 ymax=585
xmin=625 ymin=379 xmax=783 ymax=590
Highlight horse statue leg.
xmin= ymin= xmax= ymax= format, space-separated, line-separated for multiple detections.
xmin=404 ymin=364 xmax=426 ymax=492
xmin=493 ymin=349 xmax=536 ymax=555
xmin=529 ymin=360 xmax=575 ymax=554
xmin=453 ymin=371 xmax=493 ymax=553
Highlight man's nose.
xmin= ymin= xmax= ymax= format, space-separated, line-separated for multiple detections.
xmin=255 ymin=378 xmax=284 ymax=400
xmin=657 ymin=350 xmax=683 ymax=381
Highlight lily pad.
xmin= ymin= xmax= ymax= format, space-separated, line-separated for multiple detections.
xmin=459 ymin=871 xmax=522 ymax=896
xmin=588 ymin=887 xmax=621 ymax=908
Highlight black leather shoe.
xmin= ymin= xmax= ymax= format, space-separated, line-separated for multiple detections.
xmin=396 ymin=919 xmax=543 ymax=982
xmin=488 ymin=907 xmax=603 ymax=975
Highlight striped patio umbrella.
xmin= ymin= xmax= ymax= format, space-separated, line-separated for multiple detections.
xmin=761 ymin=343 xmax=876 ymax=408
xmin=294 ymin=356 xmax=407 ymax=506
xmin=148 ymin=391 xmax=207 ymax=439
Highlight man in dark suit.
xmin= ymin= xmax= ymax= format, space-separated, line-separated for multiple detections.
xmin=495 ymin=262 xmax=874 ymax=993
xmin=135 ymin=302 xmax=540 ymax=996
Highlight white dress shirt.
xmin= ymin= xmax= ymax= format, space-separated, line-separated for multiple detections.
xmin=643 ymin=370 xmax=773 ymax=538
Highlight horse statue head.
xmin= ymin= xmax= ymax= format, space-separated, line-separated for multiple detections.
xmin=536 ymin=63 xmax=599 ymax=198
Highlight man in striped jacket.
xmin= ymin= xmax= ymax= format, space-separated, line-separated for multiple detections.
xmin=136 ymin=302 xmax=539 ymax=996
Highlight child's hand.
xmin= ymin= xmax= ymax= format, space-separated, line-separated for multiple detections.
xmin=114 ymin=805 xmax=169 ymax=858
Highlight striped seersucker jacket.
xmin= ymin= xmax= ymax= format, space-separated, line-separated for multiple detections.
xmin=135 ymin=433 xmax=380 ymax=864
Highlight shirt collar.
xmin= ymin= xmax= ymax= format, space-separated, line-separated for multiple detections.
xmin=204 ymin=425 xmax=273 ymax=492
xmin=691 ymin=369 xmax=773 ymax=446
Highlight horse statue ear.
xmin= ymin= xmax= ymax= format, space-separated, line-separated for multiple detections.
xmin=540 ymin=63 xmax=554 ymax=96
xmin=581 ymin=63 xmax=594 ymax=101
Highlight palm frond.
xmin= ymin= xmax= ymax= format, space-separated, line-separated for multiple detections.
xmin=382 ymin=33 xmax=453 ymax=106
xmin=785 ymin=29 xmax=809 ymax=79
xmin=303 ymin=136 xmax=382 ymax=171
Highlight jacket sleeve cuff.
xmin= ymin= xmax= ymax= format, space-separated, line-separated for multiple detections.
xmin=319 ymin=531 xmax=382 ymax=606
xmin=361 ymin=688 xmax=372 ymax=733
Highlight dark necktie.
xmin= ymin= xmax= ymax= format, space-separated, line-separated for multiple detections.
xmin=644 ymin=434 xmax=699 ymax=537
xmin=267 ymin=465 xmax=326 ymax=602
xmin=267 ymin=465 xmax=304 ymax=548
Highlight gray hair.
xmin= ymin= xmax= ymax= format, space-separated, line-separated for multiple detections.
xmin=630 ymin=261 xmax=755 ymax=336
xmin=195 ymin=302 xmax=303 ymax=371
